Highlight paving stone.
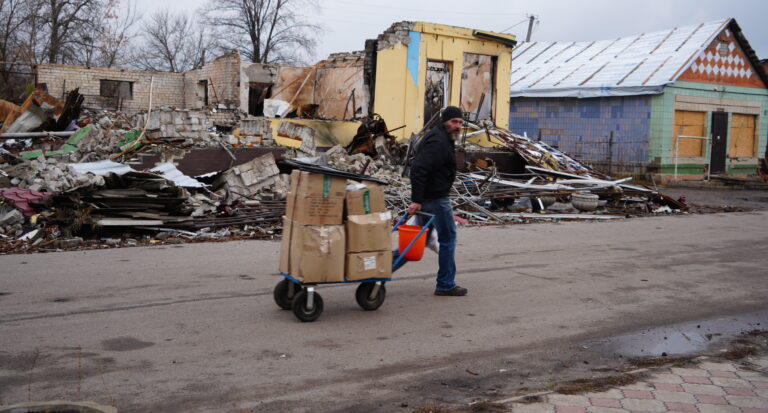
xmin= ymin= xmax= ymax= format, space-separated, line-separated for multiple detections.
xmin=712 ymin=377 xmax=754 ymax=388
xmin=709 ymin=370 xmax=739 ymax=378
xmin=664 ymin=402 xmax=698 ymax=412
xmin=555 ymin=406 xmax=586 ymax=413
xmin=509 ymin=402 xmax=555 ymax=413
xmin=620 ymin=398 xmax=666 ymax=412
xmin=622 ymin=389 xmax=653 ymax=399
xmin=681 ymin=383 xmax=726 ymax=396
xmin=724 ymin=386 xmax=757 ymax=396
xmin=753 ymin=381 xmax=768 ymax=389
xmin=547 ymin=394 xmax=590 ymax=407
xmin=700 ymin=362 xmax=738 ymax=372
xmin=697 ymin=405 xmax=741 ymax=413
xmin=620 ymin=382 xmax=654 ymax=391
xmin=589 ymin=398 xmax=622 ymax=408
xmin=652 ymin=390 xmax=697 ymax=403
xmin=682 ymin=375 xmax=712 ymax=384
xmin=649 ymin=373 xmax=684 ymax=384
xmin=740 ymin=408 xmax=768 ymax=413
xmin=750 ymin=358 xmax=768 ymax=369
xmin=737 ymin=370 xmax=768 ymax=380
xmin=725 ymin=395 xmax=768 ymax=408
xmin=672 ymin=367 xmax=710 ymax=377
xmin=756 ymin=388 xmax=768 ymax=398
xmin=587 ymin=389 xmax=624 ymax=399
xmin=586 ymin=407 xmax=628 ymax=413
xmin=653 ymin=383 xmax=684 ymax=392
xmin=694 ymin=395 xmax=728 ymax=405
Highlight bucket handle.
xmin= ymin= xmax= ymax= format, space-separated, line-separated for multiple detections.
xmin=392 ymin=212 xmax=434 ymax=270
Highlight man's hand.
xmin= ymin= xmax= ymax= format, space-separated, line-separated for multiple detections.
xmin=407 ymin=202 xmax=422 ymax=215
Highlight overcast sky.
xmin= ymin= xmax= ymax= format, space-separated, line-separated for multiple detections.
xmin=134 ymin=0 xmax=768 ymax=63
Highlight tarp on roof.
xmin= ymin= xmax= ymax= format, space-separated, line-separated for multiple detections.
xmin=511 ymin=19 xmax=730 ymax=98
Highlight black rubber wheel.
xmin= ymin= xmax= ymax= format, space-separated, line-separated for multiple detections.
xmin=291 ymin=290 xmax=324 ymax=322
xmin=273 ymin=279 xmax=302 ymax=310
xmin=355 ymin=282 xmax=386 ymax=311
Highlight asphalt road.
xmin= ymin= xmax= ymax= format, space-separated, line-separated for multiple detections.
xmin=1 ymin=209 xmax=767 ymax=412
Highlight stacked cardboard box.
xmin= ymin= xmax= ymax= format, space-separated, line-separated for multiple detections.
xmin=280 ymin=171 xmax=346 ymax=282
xmin=344 ymin=183 xmax=392 ymax=281
xmin=279 ymin=172 xmax=393 ymax=283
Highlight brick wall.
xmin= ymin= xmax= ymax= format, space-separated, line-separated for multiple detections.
xmin=509 ymin=96 xmax=652 ymax=174
xmin=36 ymin=64 xmax=185 ymax=113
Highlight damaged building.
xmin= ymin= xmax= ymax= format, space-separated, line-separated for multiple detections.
xmin=509 ymin=18 xmax=768 ymax=181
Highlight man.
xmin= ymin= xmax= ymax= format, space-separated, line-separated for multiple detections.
xmin=406 ymin=106 xmax=467 ymax=296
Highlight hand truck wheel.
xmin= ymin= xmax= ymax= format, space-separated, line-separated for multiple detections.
xmin=291 ymin=288 xmax=324 ymax=322
xmin=355 ymin=282 xmax=386 ymax=311
xmin=273 ymin=278 xmax=303 ymax=310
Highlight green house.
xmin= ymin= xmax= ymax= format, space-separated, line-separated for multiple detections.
xmin=510 ymin=18 xmax=768 ymax=181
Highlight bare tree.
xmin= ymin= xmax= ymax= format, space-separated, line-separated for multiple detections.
xmin=73 ymin=0 xmax=140 ymax=68
xmin=0 ymin=0 xmax=36 ymax=100
xmin=203 ymin=0 xmax=320 ymax=65
xmin=132 ymin=9 xmax=211 ymax=72
xmin=38 ymin=0 xmax=103 ymax=64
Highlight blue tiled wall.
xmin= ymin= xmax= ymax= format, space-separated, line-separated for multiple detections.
xmin=509 ymin=96 xmax=652 ymax=164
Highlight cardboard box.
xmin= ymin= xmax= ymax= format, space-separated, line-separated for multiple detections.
xmin=287 ymin=221 xmax=345 ymax=283
xmin=279 ymin=216 xmax=292 ymax=274
xmin=285 ymin=194 xmax=344 ymax=225
xmin=346 ymin=212 xmax=392 ymax=253
xmin=289 ymin=170 xmax=346 ymax=199
xmin=345 ymin=182 xmax=386 ymax=216
xmin=346 ymin=250 xmax=393 ymax=281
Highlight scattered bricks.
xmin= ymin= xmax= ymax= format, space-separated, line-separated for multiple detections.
xmin=54 ymin=237 xmax=83 ymax=249
xmin=104 ymin=239 xmax=121 ymax=246
xmin=0 ymin=209 xmax=24 ymax=226
xmin=124 ymin=238 xmax=138 ymax=247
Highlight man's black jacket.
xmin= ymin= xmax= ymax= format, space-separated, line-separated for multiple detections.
xmin=410 ymin=123 xmax=456 ymax=203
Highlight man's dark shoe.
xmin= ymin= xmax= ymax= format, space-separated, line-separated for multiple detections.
xmin=434 ymin=286 xmax=468 ymax=296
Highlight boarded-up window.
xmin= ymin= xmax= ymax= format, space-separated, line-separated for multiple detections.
xmin=729 ymin=113 xmax=756 ymax=157
xmin=673 ymin=110 xmax=706 ymax=157
xmin=99 ymin=79 xmax=133 ymax=99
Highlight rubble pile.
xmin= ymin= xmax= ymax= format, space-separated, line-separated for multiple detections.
xmin=133 ymin=107 xmax=214 ymax=146
xmin=2 ymin=157 xmax=104 ymax=192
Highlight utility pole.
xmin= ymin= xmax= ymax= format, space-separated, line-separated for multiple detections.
xmin=525 ymin=15 xmax=536 ymax=42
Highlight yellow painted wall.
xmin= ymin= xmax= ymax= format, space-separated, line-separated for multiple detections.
xmin=373 ymin=22 xmax=514 ymax=142
xmin=269 ymin=118 xmax=362 ymax=148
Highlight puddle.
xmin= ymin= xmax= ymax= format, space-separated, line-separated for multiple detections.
xmin=589 ymin=309 xmax=767 ymax=358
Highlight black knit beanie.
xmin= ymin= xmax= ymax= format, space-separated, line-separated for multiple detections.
xmin=441 ymin=106 xmax=463 ymax=122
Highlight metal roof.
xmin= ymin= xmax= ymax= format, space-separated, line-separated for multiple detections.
xmin=70 ymin=160 xmax=205 ymax=188
xmin=511 ymin=19 xmax=731 ymax=98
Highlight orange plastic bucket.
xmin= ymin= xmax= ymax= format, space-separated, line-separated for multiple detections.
xmin=398 ymin=225 xmax=427 ymax=261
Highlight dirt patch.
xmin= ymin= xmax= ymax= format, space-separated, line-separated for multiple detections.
xmin=555 ymin=373 xmax=644 ymax=395
xmin=100 ymin=336 xmax=155 ymax=352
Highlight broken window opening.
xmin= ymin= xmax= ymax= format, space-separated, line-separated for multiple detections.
xmin=248 ymin=82 xmax=273 ymax=116
xmin=99 ymin=79 xmax=133 ymax=100
xmin=460 ymin=53 xmax=497 ymax=122
xmin=424 ymin=60 xmax=451 ymax=125
xmin=197 ymin=80 xmax=209 ymax=106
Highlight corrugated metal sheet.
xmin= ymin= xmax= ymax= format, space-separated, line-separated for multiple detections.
xmin=70 ymin=160 xmax=205 ymax=188
xmin=511 ymin=19 xmax=730 ymax=98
